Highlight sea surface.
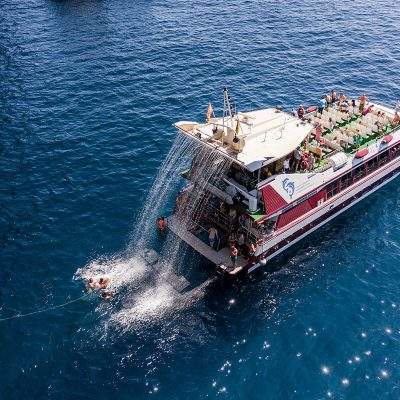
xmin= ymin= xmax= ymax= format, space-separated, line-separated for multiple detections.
xmin=1 ymin=1 xmax=400 ymax=399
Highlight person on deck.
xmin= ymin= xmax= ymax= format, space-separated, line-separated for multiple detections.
xmin=230 ymin=243 xmax=238 ymax=267
xmin=315 ymin=123 xmax=323 ymax=143
xmin=283 ymin=158 xmax=290 ymax=173
xmin=237 ymin=232 xmax=247 ymax=255
xmin=392 ymin=112 xmax=400 ymax=127
xmin=318 ymin=97 xmax=327 ymax=114
xmin=219 ymin=201 xmax=227 ymax=214
xmin=228 ymin=207 xmax=238 ymax=228
xmin=208 ymin=226 xmax=218 ymax=249
xmin=293 ymin=147 xmax=302 ymax=171
xmin=297 ymin=105 xmax=305 ymax=120
xmin=238 ymin=213 xmax=247 ymax=228
xmin=331 ymin=90 xmax=337 ymax=104
xmin=325 ymin=94 xmax=332 ymax=105
xmin=339 ymin=100 xmax=349 ymax=113
xmin=362 ymin=104 xmax=373 ymax=116
xmin=308 ymin=153 xmax=315 ymax=171
xmin=359 ymin=93 xmax=368 ymax=113
xmin=331 ymin=90 xmax=337 ymax=103
xmin=248 ymin=241 xmax=259 ymax=261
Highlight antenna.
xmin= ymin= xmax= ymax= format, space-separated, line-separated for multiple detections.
xmin=223 ymin=87 xmax=236 ymax=120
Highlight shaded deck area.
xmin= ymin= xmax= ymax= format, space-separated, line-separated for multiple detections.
xmin=167 ymin=215 xmax=247 ymax=273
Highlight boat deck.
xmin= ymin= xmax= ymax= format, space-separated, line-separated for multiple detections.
xmin=168 ymin=215 xmax=247 ymax=272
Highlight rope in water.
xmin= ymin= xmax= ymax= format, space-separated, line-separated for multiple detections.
xmin=0 ymin=293 xmax=89 ymax=322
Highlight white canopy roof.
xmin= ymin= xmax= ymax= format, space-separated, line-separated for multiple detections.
xmin=175 ymin=108 xmax=314 ymax=172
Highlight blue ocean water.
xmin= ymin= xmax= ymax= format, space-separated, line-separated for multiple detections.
xmin=1 ymin=0 xmax=400 ymax=399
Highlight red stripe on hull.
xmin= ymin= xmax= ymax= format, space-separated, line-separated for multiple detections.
xmin=250 ymin=165 xmax=400 ymax=271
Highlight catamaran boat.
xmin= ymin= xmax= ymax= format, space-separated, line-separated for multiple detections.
xmin=168 ymin=88 xmax=400 ymax=276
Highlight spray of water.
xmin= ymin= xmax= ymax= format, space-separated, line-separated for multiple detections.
xmin=160 ymin=145 xmax=231 ymax=270
xmin=76 ymin=134 xmax=230 ymax=330
xmin=129 ymin=135 xmax=193 ymax=251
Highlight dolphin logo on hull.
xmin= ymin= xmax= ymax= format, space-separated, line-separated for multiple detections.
xmin=282 ymin=178 xmax=295 ymax=199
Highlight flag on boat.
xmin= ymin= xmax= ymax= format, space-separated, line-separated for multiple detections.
xmin=206 ymin=103 xmax=214 ymax=122
xmin=235 ymin=118 xmax=241 ymax=135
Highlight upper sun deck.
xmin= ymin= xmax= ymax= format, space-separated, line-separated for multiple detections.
xmin=175 ymin=108 xmax=314 ymax=172
xmin=176 ymin=96 xmax=399 ymax=178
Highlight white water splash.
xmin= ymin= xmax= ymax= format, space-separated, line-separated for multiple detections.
xmin=129 ymin=134 xmax=193 ymax=251
xmin=76 ymin=134 xmax=228 ymax=328
xmin=74 ymin=254 xmax=149 ymax=292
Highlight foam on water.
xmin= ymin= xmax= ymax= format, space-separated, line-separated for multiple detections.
xmin=74 ymin=255 xmax=149 ymax=292
xmin=75 ymin=134 xmax=217 ymax=326
xmin=75 ymin=133 xmax=233 ymax=329
xmin=108 ymin=279 xmax=178 ymax=330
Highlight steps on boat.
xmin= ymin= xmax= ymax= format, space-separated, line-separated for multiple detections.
xmin=167 ymin=215 xmax=246 ymax=271
xmin=167 ymin=216 xmax=225 ymax=265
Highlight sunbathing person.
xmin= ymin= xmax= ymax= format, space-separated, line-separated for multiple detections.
xmin=392 ymin=112 xmax=400 ymax=127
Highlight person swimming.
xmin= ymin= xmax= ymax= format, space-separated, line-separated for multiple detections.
xmin=86 ymin=277 xmax=112 ymax=300
xmin=101 ymin=291 xmax=112 ymax=300
xmin=99 ymin=277 xmax=110 ymax=289
xmin=86 ymin=277 xmax=98 ymax=291
xmin=156 ymin=216 xmax=168 ymax=232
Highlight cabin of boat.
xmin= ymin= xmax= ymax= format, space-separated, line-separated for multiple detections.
xmin=169 ymin=88 xmax=400 ymax=275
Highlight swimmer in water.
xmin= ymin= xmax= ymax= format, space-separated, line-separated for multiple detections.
xmin=156 ymin=216 xmax=168 ymax=232
xmin=99 ymin=277 xmax=110 ymax=289
xmin=101 ymin=291 xmax=112 ymax=300
xmin=86 ymin=277 xmax=98 ymax=291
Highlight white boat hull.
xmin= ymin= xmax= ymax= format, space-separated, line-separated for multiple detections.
xmin=249 ymin=156 xmax=400 ymax=273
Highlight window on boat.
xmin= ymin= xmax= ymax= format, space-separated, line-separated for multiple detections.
xmin=367 ymin=157 xmax=378 ymax=172
xmin=227 ymin=164 xmax=257 ymax=191
xmin=353 ymin=165 xmax=364 ymax=181
xmin=378 ymin=150 xmax=389 ymax=166
xmin=341 ymin=172 xmax=352 ymax=189
xmin=259 ymin=158 xmax=285 ymax=181
xmin=327 ymin=180 xmax=340 ymax=198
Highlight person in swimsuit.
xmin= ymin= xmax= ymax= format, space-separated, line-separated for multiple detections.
xmin=359 ymin=93 xmax=368 ymax=113
xmin=86 ymin=278 xmax=98 ymax=291
xmin=99 ymin=277 xmax=110 ymax=289
xmin=230 ymin=244 xmax=238 ymax=267
xmin=101 ymin=291 xmax=112 ymax=300
xmin=325 ymin=94 xmax=332 ymax=105
xmin=208 ymin=227 xmax=218 ymax=249
xmin=297 ymin=105 xmax=305 ymax=119
xmin=391 ymin=112 xmax=400 ymax=127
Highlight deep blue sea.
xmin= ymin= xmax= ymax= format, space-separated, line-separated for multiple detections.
xmin=1 ymin=1 xmax=400 ymax=399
